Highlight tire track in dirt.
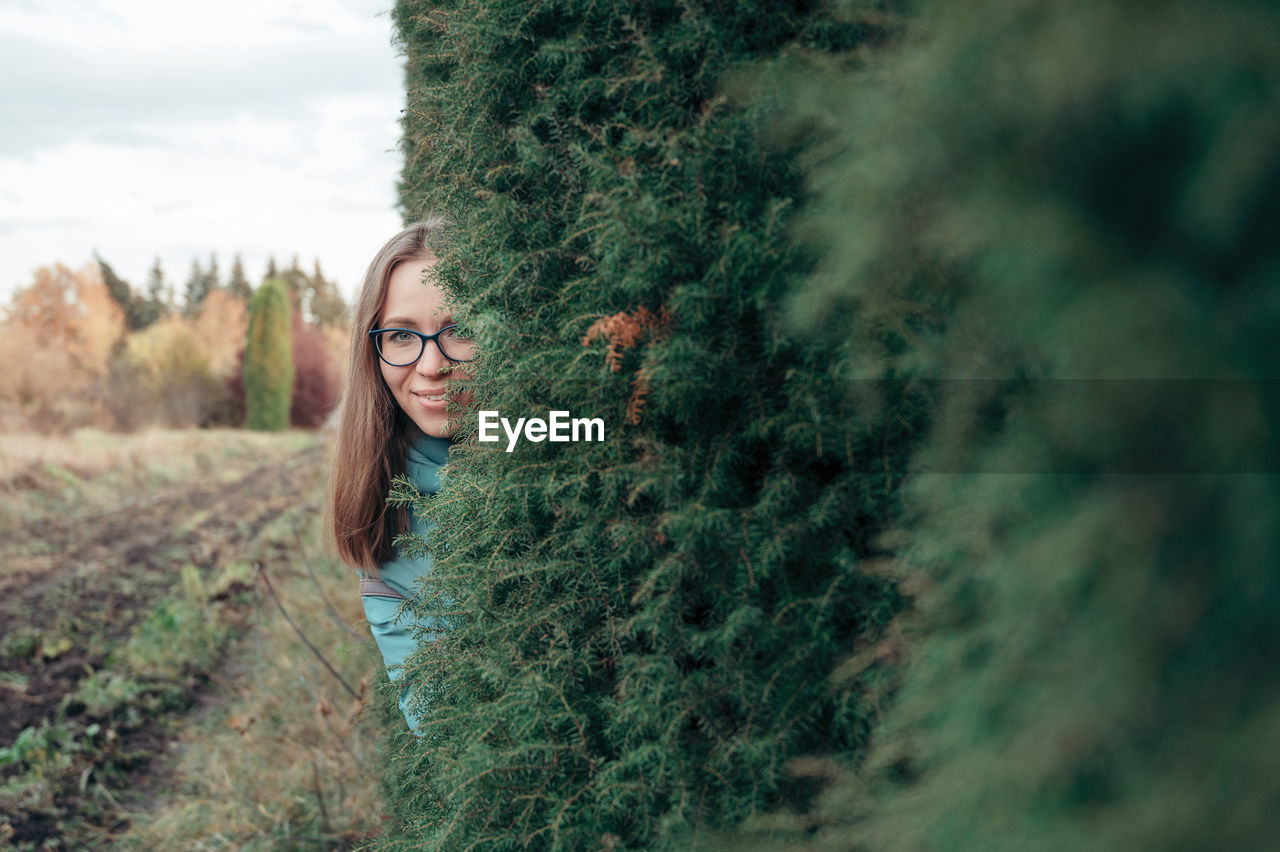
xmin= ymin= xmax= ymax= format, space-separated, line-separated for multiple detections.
xmin=0 ymin=442 xmax=325 ymax=747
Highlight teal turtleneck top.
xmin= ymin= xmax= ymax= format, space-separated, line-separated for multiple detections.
xmin=362 ymin=431 xmax=452 ymax=732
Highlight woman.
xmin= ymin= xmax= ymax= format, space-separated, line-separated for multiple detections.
xmin=324 ymin=220 xmax=475 ymax=732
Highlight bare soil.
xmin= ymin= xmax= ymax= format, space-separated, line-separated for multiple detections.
xmin=0 ymin=441 xmax=325 ymax=846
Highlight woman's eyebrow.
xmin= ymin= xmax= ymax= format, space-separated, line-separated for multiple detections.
xmin=379 ymin=316 xmax=453 ymax=328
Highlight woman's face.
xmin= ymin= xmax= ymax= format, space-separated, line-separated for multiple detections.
xmin=376 ymin=258 xmax=474 ymax=438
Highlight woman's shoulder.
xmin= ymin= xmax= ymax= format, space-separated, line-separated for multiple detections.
xmin=376 ymin=533 xmax=435 ymax=595
xmin=405 ymin=432 xmax=451 ymax=493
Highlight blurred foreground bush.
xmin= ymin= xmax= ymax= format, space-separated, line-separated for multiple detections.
xmin=723 ymin=0 xmax=1280 ymax=849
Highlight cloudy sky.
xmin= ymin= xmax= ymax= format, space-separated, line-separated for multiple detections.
xmin=0 ymin=0 xmax=407 ymax=306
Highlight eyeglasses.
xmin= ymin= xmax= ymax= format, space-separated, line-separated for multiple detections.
xmin=368 ymin=324 xmax=476 ymax=366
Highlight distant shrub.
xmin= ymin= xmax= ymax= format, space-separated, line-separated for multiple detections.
xmin=223 ymin=348 xmax=248 ymax=428
xmin=290 ymin=317 xmax=341 ymax=428
xmin=103 ymin=346 xmax=150 ymax=431
xmin=108 ymin=316 xmax=231 ymax=429
xmin=242 ymin=278 xmax=294 ymax=431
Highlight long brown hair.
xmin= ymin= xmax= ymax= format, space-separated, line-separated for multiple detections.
xmin=324 ymin=219 xmax=447 ymax=574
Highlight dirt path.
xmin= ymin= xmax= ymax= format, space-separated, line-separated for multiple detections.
xmin=0 ymin=441 xmax=327 ymax=845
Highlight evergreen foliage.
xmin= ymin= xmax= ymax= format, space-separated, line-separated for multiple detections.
xmin=94 ymin=253 xmax=151 ymax=331
xmin=229 ymin=253 xmax=253 ymax=302
xmin=306 ymin=260 xmax=348 ymax=326
xmin=204 ymin=252 xmax=221 ymax=296
xmin=722 ymin=0 xmax=1280 ymax=848
xmin=141 ymin=258 xmax=168 ymax=327
xmin=95 ymin=253 xmax=132 ymax=313
xmin=183 ymin=258 xmax=209 ymax=318
xmin=241 ymin=277 xmax=294 ymax=431
xmin=280 ymin=254 xmax=309 ymax=313
xmin=387 ymin=0 xmax=911 ymax=847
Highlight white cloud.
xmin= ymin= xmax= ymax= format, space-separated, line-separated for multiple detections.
xmin=0 ymin=0 xmax=405 ymax=307
xmin=0 ymin=0 xmax=390 ymax=48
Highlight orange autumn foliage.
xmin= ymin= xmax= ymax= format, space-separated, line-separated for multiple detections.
xmin=582 ymin=306 xmax=670 ymax=425
xmin=581 ymin=306 xmax=671 ymax=372
xmin=194 ymin=289 xmax=249 ymax=377
xmin=4 ymin=263 xmax=123 ymax=375
xmin=0 ymin=264 xmax=124 ymax=430
xmin=626 ymin=367 xmax=652 ymax=426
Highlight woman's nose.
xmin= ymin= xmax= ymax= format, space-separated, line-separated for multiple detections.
xmin=416 ymin=340 xmax=450 ymax=375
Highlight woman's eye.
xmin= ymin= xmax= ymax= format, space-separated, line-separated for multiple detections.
xmin=390 ymin=331 xmax=416 ymax=344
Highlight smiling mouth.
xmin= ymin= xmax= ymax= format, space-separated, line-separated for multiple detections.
xmin=411 ymin=391 xmax=453 ymax=412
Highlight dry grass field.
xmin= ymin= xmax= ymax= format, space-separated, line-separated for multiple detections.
xmin=0 ymin=428 xmax=393 ymax=849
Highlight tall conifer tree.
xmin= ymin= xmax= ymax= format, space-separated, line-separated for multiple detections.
xmin=387 ymin=0 xmax=911 ymax=847
xmin=182 ymin=258 xmax=208 ymax=318
xmin=94 ymin=253 xmax=148 ymax=330
xmin=140 ymin=257 xmax=167 ymax=327
xmin=308 ymin=260 xmax=347 ymax=326
xmin=203 ymin=252 xmax=221 ymax=296
xmin=281 ymin=254 xmax=307 ymax=314
xmin=229 ymin=253 xmax=253 ymax=301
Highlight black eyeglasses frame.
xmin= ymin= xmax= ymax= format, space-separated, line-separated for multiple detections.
xmin=367 ymin=324 xmax=475 ymax=366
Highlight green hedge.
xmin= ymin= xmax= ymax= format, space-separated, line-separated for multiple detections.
xmin=242 ymin=277 xmax=294 ymax=431
xmin=384 ymin=0 xmax=912 ymax=848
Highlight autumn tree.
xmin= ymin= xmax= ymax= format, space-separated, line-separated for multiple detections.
xmin=194 ymin=289 xmax=248 ymax=377
xmin=290 ymin=317 xmax=341 ymax=427
xmin=111 ymin=313 xmax=229 ymax=428
xmin=4 ymin=263 xmax=123 ymax=378
xmin=72 ymin=268 xmax=125 ymax=375
xmin=1 ymin=264 xmax=124 ymax=429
